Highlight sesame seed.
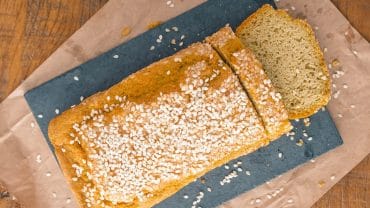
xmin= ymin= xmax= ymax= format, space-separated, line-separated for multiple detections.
xmin=113 ymin=54 xmax=119 ymax=59
xmin=290 ymin=136 xmax=294 ymax=141
xmin=330 ymin=175 xmax=336 ymax=180
xmin=80 ymin=96 xmax=84 ymax=101
xmin=352 ymin=50 xmax=358 ymax=55
xmin=172 ymin=26 xmax=178 ymax=31
xmin=158 ymin=35 xmax=163 ymax=40
xmin=165 ymin=28 xmax=170 ymax=32
xmin=245 ymin=170 xmax=251 ymax=176
xmin=350 ymin=104 xmax=355 ymax=108
xmin=46 ymin=172 xmax=51 ymax=177
xmin=37 ymin=114 xmax=43 ymax=118
xmin=233 ymin=164 xmax=238 ymax=168
xmin=180 ymin=35 xmax=185 ymax=40
xmin=150 ymin=46 xmax=155 ymax=50
xmin=179 ymin=41 xmax=184 ymax=47
xmin=333 ymin=90 xmax=340 ymax=99
xmin=66 ymin=198 xmax=71 ymax=204
xmin=296 ymin=139 xmax=304 ymax=146
xmin=310 ymin=159 xmax=316 ymax=163
xmin=291 ymin=6 xmax=296 ymax=10
xmin=156 ymin=38 xmax=162 ymax=43
xmin=255 ymin=198 xmax=261 ymax=203
xmin=307 ymin=137 xmax=313 ymax=141
xmin=36 ymin=154 xmax=42 ymax=163
xmin=169 ymin=3 xmax=174 ymax=7
xmin=324 ymin=47 xmax=328 ymax=52
xmin=52 ymin=192 xmax=57 ymax=198
xmin=224 ymin=165 xmax=230 ymax=169
xmin=318 ymin=180 xmax=326 ymax=187
xmin=183 ymin=195 xmax=189 ymax=199
xmin=166 ymin=70 xmax=171 ymax=75
xmin=55 ymin=109 xmax=60 ymax=114
xmin=337 ymin=113 xmax=343 ymax=118
xmin=237 ymin=167 xmax=243 ymax=172
xmin=171 ymin=39 xmax=176 ymax=45
xmin=314 ymin=26 xmax=319 ymax=30
xmin=267 ymin=194 xmax=272 ymax=199
xmin=328 ymin=64 xmax=332 ymax=69
xmin=287 ymin=198 xmax=294 ymax=203
xmin=207 ymin=187 xmax=212 ymax=192
xmin=343 ymin=84 xmax=348 ymax=89
xmin=278 ymin=152 xmax=283 ymax=158
xmin=31 ymin=122 xmax=35 ymax=128
xmin=166 ymin=0 xmax=171 ymax=5
xmin=73 ymin=76 xmax=79 ymax=81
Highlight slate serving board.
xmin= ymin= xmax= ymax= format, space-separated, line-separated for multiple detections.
xmin=24 ymin=0 xmax=343 ymax=207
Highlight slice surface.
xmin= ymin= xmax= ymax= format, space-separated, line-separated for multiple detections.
xmin=206 ymin=26 xmax=292 ymax=140
xmin=48 ymin=43 xmax=269 ymax=208
xmin=236 ymin=4 xmax=331 ymax=119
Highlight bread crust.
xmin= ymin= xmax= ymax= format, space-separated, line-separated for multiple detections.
xmin=48 ymin=43 xmax=269 ymax=208
xmin=236 ymin=4 xmax=331 ymax=119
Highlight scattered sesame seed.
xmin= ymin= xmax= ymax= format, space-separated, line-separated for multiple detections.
xmin=172 ymin=26 xmax=178 ymax=31
xmin=287 ymin=198 xmax=294 ymax=203
xmin=278 ymin=152 xmax=283 ymax=158
xmin=46 ymin=172 xmax=51 ymax=177
xmin=343 ymin=84 xmax=348 ymax=89
xmin=333 ymin=90 xmax=340 ymax=99
xmin=290 ymin=136 xmax=294 ymax=141
xmin=158 ymin=35 xmax=163 ymax=40
xmin=207 ymin=187 xmax=212 ymax=192
xmin=150 ymin=45 xmax=155 ymax=50
xmin=165 ymin=28 xmax=170 ymax=32
xmin=73 ymin=76 xmax=79 ymax=81
xmin=233 ymin=164 xmax=238 ymax=168
xmin=66 ymin=198 xmax=71 ymax=204
xmin=255 ymin=198 xmax=261 ymax=203
xmin=314 ymin=26 xmax=319 ymax=30
xmin=296 ymin=139 xmax=304 ymax=146
xmin=179 ymin=41 xmax=184 ymax=47
xmin=37 ymin=114 xmax=43 ymax=118
xmin=337 ymin=113 xmax=343 ymax=118
xmin=321 ymin=107 xmax=326 ymax=111
xmin=169 ymin=3 xmax=174 ymax=7
xmin=31 ymin=122 xmax=35 ymax=128
xmin=333 ymin=84 xmax=337 ymax=88
xmin=237 ymin=167 xmax=243 ymax=172
xmin=171 ymin=39 xmax=176 ymax=45
xmin=303 ymin=133 xmax=308 ymax=137
xmin=307 ymin=137 xmax=313 ymax=141
xmin=267 ymin=194 xmax=272 ymax=199
xmin=350 ymin=104 xmax=355 ymax=108
xmin=113 ymin=54 xmax=119 ymax=59
xmin=156 ymin=38 xmax=162 ymax=43
xmin=352 ymin=50 xmax=358 ymax=55
xmin=330 ymin=175 xmax=336 ymax=180
xmin=324 ymin=47 xmax=328 ymax=53
xmin=80 ymin=96 xmax=84 ymax=101
xmin=36 ymin=154 xmax=42 ymax=163
xmin=166 ymin=0 xmax=171 ymax=5
xmin=52 ymin=192 xmax=57 ymax=198
xmin=180 ymin=35 xmax=185 ymax=40
xmin=291 ymin=6 xmax=296 ymax=10
xmin=245 ymin=170 xmax=251 ymax=176
xmin=237 ymin=161 xmax=242 ymax=165
xmin=166 ymin=70 xmax=171 ymax=75
xmin=183 ymin=195 xmax=189 ymax=199
xmin=328 ymin=64 xmax=332 ymax=69
xmin=224 ymin=165 xmax=230 ymax=169
xmin=55 ymin=109 xmax=60 ymax=114
xmin=61 ymin=148 xmax=66 ymax=152
xmin=250 ymin=199 xmax=255 ymax=205
xmin=310 ymin=159 xmax=316 ymax=163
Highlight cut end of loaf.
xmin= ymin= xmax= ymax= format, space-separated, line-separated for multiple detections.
xmin=236 ymin=4 xmax=331 ymax=119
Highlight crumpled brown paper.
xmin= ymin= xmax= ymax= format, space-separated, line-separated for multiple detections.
xmin=0 ymin=0 xmax=369 ymax=207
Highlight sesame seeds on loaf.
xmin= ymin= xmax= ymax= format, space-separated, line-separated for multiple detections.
xmin=48 ymin=43 xmax=269 ymax=208
xmin=206 ymin=26 xmax=292 ymax=141
xmin=236 ymin=4 xmax=331 ymax=119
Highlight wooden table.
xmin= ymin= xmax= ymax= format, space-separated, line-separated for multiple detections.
xmin=0 ymin=0 xmax=368 ymax=207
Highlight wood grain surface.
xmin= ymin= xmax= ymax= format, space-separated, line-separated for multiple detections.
xmin=0 ymin=0 xmax=368 ymax=207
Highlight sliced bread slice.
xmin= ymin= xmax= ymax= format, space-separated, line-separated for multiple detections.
xmin=236 ymin=4 xmax=330 ymax=119
xmin=206 ymin=26 xmax=292 ymax=140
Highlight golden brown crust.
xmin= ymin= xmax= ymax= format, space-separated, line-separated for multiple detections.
xmin=236 ymin=4 xmax=331 ymax=119
xmin=206 ymin=26 xmax=292 ymax=141
xmin=49 ymin=43 xmax=269 ymax=208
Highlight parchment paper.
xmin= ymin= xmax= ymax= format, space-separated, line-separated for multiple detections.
xmin=0 ymin=0 xmax=369 ymax=207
